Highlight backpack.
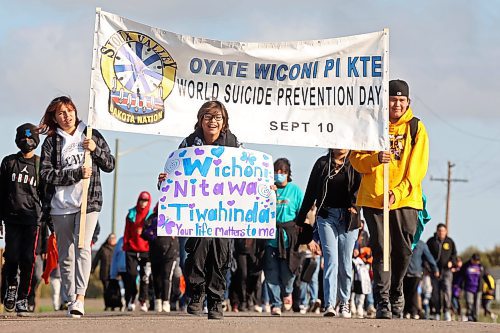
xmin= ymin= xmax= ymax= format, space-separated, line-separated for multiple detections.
xmin=409 ymin=117 xmax=420 ymax=147
xmin=104 ymin=279 xmax=123 ymax=309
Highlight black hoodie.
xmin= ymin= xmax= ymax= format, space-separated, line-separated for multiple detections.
xmin=0 ymin=152 xmax=42 ymax=225
xmin=427 ymin=233 xmax=457 ymax=271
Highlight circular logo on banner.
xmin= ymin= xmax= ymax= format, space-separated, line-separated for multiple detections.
xmin=100 ymin=30 xmax=177 ymax=125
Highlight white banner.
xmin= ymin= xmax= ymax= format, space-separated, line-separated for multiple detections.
xmin=89 ymin=9 xmax=389 ymax=150
xmin=158 ymin=146 xmax=276 ymax=239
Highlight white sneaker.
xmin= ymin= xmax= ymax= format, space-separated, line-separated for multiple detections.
xmin=271 ymin=307 xmax=282 ymax=316
xmin=69 ymin=300 xmax=84 ymax=317
xmin=310 ymin=299 xmax=321 ymax=314
xmin=283 ymin=295 xmax=293 ymax=311
xmin=324 ymin=305 xmax=337 ymax=317
xmin=264 ymin=303 xmax=271 ymax=313
xmin=155 ymin=299 xmax=162 ymax=312
xmin=203 ymin=305 xmax=208 ymax=314
xmin=444 ymin=311 xmax=452 ymax=321
xmin=162 ymin=301 xmax=170 ymax=313
xmin=140 ymin=302 xmax=148 ymax=312
xmin=339 ymin=302 xmax=352 ymax=318
xmin=127 ymin=302 xmax=136 ymax=311
xmin=254 ymin=304 xmax=263 ymax=313
xmin=366 ymin=305 xmax=376 ymax=318
xmin=299 ymin=305 xmax=307 ymax=315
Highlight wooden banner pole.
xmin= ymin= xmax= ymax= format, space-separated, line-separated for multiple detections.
xmin=383 ymin=163 xmax=390 ymax=272
xmin=78 ymin=127 xmax=93 ymax=249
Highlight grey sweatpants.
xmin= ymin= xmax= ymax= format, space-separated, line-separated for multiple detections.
xmin=51 ymin=212 xmax=99 ymax=300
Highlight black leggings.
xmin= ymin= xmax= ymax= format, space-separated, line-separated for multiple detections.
xmin=125 ymin=252 xmax=150 ymax=304
xmin=151 ymin=258 xmax=177 ymax=301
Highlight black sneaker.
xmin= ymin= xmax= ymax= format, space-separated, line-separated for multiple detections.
xmin=3 ymin=285 xmax=17 ymax=312
xmin=376 ymin=302 xmax=392 ymax=320
xmin=208 ymin=301 xmax=223 ymax=320
xmin=15 ymin=299 xmax=30 ymax=317
xmin=187 ymin=293 xmax=205 ymax=316
xmin=390 ymin=294 xmax=404 ymax=319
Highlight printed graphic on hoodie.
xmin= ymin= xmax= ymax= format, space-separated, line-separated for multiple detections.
xmin=62 ymin=142 xmax=84 ymax=168
xmin=389 ymin=133 xmax=406 ymax=161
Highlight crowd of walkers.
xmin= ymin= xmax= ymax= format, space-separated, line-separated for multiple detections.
xmin=0 ymin=81 xmax=497 ymax=322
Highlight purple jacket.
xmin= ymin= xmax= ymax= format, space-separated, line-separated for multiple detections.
xmin=462 ymin=261 xmax=483 ymax=293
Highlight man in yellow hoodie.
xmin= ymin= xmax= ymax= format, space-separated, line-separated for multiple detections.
xmin=350 ymin=79 xmax=429 ymax=319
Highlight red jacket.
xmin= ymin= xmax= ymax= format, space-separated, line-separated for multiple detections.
xmin=123 ymin=192 xmax=152 ymax=253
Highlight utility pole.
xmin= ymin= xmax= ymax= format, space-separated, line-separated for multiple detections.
xmin=112 ymin=138 xmax=119 ymax=234
xmin=110 ymin=138 xmax=165 ymax=235
xmin=430 ymin=161 xmax=468 ymax=232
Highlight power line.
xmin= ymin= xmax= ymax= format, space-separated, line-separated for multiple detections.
xmin=456 ymin=177 xmax=500 ymax=200
xmin=414 ymin=95 xmax=500 ymax=142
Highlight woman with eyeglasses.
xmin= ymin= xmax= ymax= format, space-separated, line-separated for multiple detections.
xmin=39 ymin=96 xmax=115 ymax=317
xmin=158 ymin=100 xmax=240 ymax=320
xmin=296 ymin=149 xmax=361 ymax=318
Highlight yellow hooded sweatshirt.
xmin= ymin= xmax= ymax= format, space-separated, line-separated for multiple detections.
xmin=350 ymin=107 xmax=429 ymax=210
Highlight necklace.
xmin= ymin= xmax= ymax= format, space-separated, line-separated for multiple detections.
xmin=328 ymin=156 xmax=346 ymax=179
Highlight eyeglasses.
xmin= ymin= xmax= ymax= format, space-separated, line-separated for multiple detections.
xmin=202 ymin=114 xmax=223 ymax=121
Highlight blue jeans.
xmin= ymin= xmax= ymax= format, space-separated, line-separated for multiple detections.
xmin=264 ymin=246 xmax=295 ymax=308
xmin=262 ymin=279 xmax=270 ymax=304
xmin=299 ymin=256 xmax=320 ymax=306
xmin=224 ymin=268 xmax=231 ymax=300
xmin=366 ymin=288 xmax=374 ymax=306
xmin=317 ymin=208 xmax=357 ymax=307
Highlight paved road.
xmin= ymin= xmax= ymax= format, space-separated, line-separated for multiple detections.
xmin=1 ymin=311 xmax=499 ymax=333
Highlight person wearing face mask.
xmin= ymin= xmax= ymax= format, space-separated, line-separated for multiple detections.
xmin=263 ymin=158 xmax=303 ymax=316
xmin=296 ymin=149 xmax=361 ymax=318
xmin=123 ymin=191 xmax=153 ymax=312
xmin=0 ymin=123 xmax=45 ymax=316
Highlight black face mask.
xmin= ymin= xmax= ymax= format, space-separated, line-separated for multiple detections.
xmin=17 ymin=140 xmax=37 ymax=154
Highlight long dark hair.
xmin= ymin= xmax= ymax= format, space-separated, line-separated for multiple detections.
xmin=193 ymin=100 xmax=229 ymax=132
xmin=39 ymin=96 xmax=80 ymax=136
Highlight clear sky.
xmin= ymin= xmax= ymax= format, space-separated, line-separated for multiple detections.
xmin=1 ymin=0 xmax=499 ymax=252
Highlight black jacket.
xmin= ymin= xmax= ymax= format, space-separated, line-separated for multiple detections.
xmin=0 ymin=153 xmax=42 ymax=225
xmin=142 ymin=214 xmax=179 ymax=262
xmin=91 ymin=242 xmax=115 ymax=281
xmin=40 ymin=126 xmax=115 ymax=219
xmin=296 ymin=153 xmax=361 ymax=231
xmin=427 ymin=233 xmax=457 ymax=271
xmin=179 ymin=127 xmax=240 ymax=149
